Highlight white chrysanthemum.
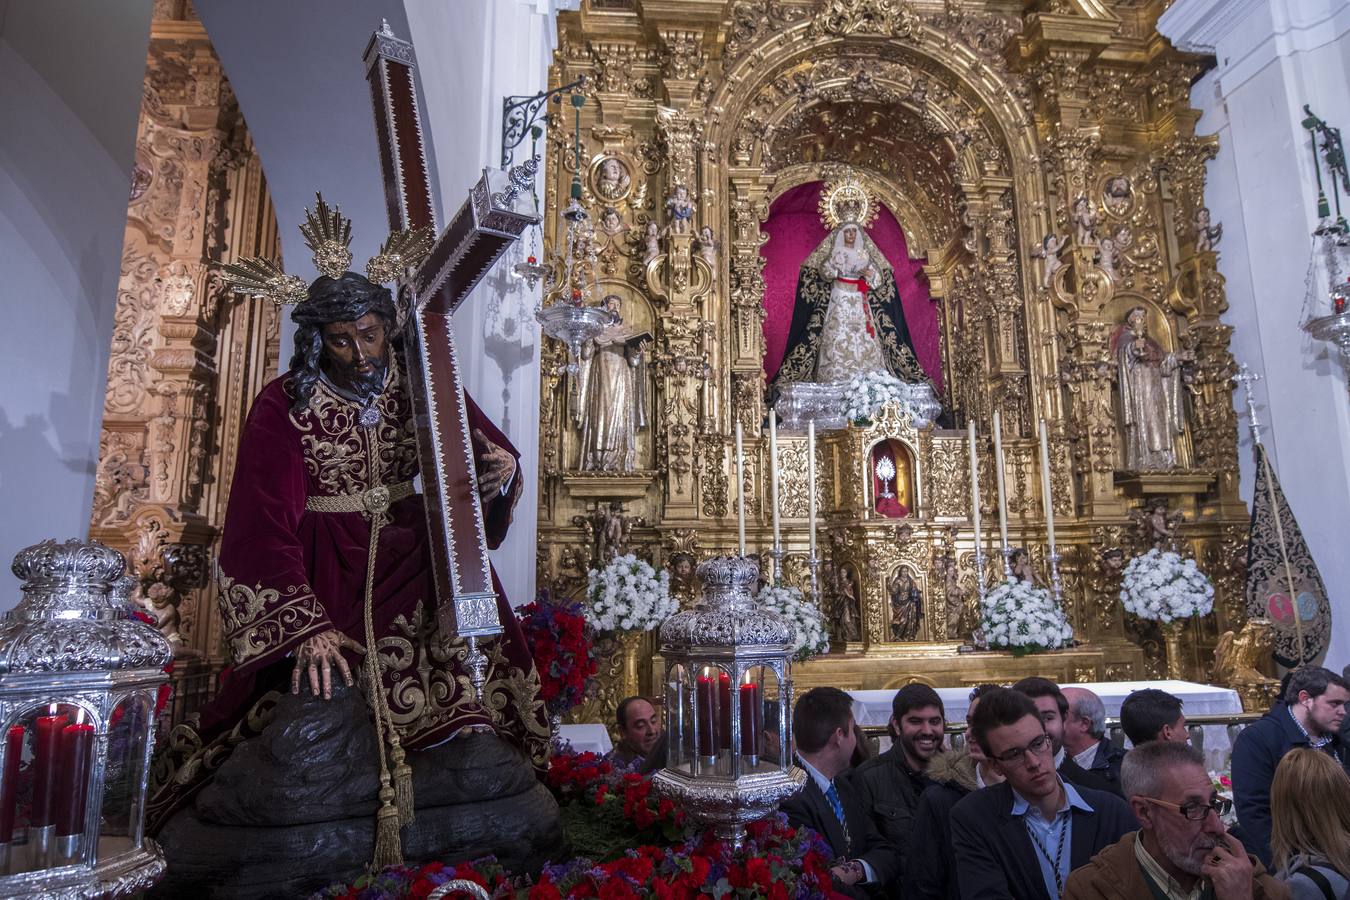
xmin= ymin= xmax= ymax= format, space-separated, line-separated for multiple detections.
xmin=755 ymin=584 xmax=831 ymax=662
xmin=1120 ymin=550 xmax=1214 ymax=623
xmin=979 ymin=578 xmax=1074 ymax=651
xmin=584 ymin=554 xmax=677 ymax=634
xmin=842 ymin=371 xmax=908 ymax=424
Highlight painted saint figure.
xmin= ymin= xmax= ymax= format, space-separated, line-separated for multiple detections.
xmin=888 ymin=567 xmax=923 ymax=641
xmin=574 ymin=294 xmax=649 ymax=472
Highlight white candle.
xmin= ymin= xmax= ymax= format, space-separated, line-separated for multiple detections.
xmin=735 ymin=417 xmax=746 ymax=556
xmin=1039 ymin=419 xmax=1057 ymax=556
xmin=807 ymin=419 xmax=818 ymax=562
xmin=769 ymin=410 xmax=781 ymax=552
xmin=992 ymin=409 xmax=1009 ymax=553
xmin=967 ymin=420 xmax=982 ymax=550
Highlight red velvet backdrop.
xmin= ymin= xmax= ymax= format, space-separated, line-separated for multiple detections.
xmin=761 ymin=181 xmax=942 ymax=390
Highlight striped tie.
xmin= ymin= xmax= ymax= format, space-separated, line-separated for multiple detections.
xmin=825 ymin=782 xmax=846 ymax=825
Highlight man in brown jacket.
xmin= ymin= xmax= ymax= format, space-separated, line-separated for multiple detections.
xmin=1063 ymin=741 xmax=1288 ymax=900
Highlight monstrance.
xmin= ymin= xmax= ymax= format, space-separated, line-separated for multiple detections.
xmin=874 ymin=453 xmax=896 ymax=499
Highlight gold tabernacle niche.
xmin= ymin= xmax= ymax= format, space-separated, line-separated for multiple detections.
xmin=536 ymin=0 xmax=1250 ymax=723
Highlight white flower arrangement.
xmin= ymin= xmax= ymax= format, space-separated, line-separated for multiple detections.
xmin=979 ymin=579 xmax=1074 ymax=655
xmin=584 ymin=553 xmax=677 ymax=634
xmin=754 ymin=584 xmax=830 ymax=662
xmin=842 ymin=370 xmax=908 ymax=424
xmin=1120 ymin=549 xmax=1214 ymax=623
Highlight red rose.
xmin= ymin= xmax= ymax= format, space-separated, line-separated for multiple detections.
xmin=768 ymin=883 xmax=789 ymax=900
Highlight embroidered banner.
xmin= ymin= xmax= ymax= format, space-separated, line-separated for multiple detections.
xmin=1244 ymin=444 xmax=1331 ymax=667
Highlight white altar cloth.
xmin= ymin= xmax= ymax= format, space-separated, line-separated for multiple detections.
xmin=558 ymin=723 xmax=613 ymax=755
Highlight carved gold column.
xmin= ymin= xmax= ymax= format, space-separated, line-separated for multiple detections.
xmin=90 ymin=9 xmax=280 ymax=685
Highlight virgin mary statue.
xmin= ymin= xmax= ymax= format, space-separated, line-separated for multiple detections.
xmin=771 ymin=177 xmax=928 ymax=393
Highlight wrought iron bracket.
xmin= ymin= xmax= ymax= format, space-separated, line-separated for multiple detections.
xmin=501 ymin=76 xmax=587 ymax=169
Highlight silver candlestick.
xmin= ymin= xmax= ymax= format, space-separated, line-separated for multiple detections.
xmin=768 ymin=547 xmax=785 ymax=585
xmin=973 ymin=544 xmax=988 ymax=602
xmin=1001 ymin=546 xmax=1014 ymax=580
xmin=1048 ymin=550 xmax=1064 ymax=605
xmin=806 ymin=554 xmax=820 ymax=606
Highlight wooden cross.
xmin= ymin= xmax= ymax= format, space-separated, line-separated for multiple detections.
xmin=363 ymin=23 xmax=537 ymax=652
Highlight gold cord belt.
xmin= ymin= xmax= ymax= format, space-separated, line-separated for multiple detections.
xmin=304 ymin=480 xmax=414 ymax=516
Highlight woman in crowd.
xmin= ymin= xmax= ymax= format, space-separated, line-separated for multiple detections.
xmin=1270 ymin=748 xmax=1350 ymax=900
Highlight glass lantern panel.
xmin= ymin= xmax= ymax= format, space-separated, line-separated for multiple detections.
xmin=664 ymin=663 xmax=691 ymax=773
xmin=0 ymin=702 xmax=97 ymax=876
xmin=101 ymin=693 xmax=153 ymax=856
xmin=740 ymin=665 xmax=784 ymax=774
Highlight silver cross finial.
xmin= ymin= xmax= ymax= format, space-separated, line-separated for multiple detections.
xmin=1233 ymin=363 xmax=1263 ymax=445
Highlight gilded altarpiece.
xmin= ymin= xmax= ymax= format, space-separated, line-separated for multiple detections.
xmin=89 ymin=4 xmax=282 ymax=717
xmin=538 ymin=0 xmax=1251 ymax=721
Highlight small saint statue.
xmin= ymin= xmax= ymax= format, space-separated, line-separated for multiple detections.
xmin=1111 ymin=306 xmax=1190 ymax=471
xmin=888 ymin=567 xmax=923 ymax=641
xmin=573 ymin=294 xmax=650 ymax=471
xmin=696 ymin=225 xmax=719 ymax=282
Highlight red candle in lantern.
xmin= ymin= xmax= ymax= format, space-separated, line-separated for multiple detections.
xmin=0 ymin=725 xmax=23 ymax=843
xmin=740 ymin=682 xmax=761 ymax=757
xmin=696 ymin=675 xmax=715 ymax=756
xmin=54 ymin=721 xmax=95 ymax=838
xmin=718 ymin=671 xmax=732 ymax=750
xmin=31 ymin=709 xmax=66 ymax=828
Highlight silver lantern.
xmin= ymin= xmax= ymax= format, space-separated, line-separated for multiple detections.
xmin=653 ymin=556 xmax=805 ymax=847
xmin=0 ymin=539 xmax=170 ymax=896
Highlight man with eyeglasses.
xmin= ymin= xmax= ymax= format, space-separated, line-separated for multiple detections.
xmin=1062 ymin=741 xmax=1285 ymax=900
xmin=950 ymin=688 xmax=1134 ymax=900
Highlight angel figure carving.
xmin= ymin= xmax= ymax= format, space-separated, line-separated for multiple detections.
xmin=1071 ymin=196 xmax=1099 ymax=245
xmin=1211 ymin=618 xmax=1279 ymax=688
xmin=1032 ymin=233 xmax=1067 ymax=288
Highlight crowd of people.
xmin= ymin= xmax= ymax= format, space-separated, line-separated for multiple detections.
xmin=605 ymin=663 xmax=1350 ymax=899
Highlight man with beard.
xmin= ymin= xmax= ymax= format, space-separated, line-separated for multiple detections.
xmin=1231 ymin=665 xmax=1349 ymax=868
xmin=908 ymin=684 xmax=1006 ymax=900
xmin=1062 ymin=741 xmax=1285 ymax=900
xmin=951 ymin=688 xmax=1134 ymax=900
xmin=1015 ymin=677 xmax=1124 ymax=798
xmin=147 ymin=270 xmax=550 ymax=857
xmin=852 ymin=683 xmax=947 ymax=871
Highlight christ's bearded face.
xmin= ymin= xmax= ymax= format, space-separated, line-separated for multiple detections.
xmin=321 ymin=312 xmax=389 ymax=400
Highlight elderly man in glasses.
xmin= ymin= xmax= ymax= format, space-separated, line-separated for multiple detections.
xmin=1063 ymin=741 xmax=1285 ymax=900
xmin=950 ymin=688 xmax=1134 ymax=900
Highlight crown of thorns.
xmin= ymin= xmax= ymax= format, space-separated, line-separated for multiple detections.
xmin=219 ymin=193 xmax=433 ymax=306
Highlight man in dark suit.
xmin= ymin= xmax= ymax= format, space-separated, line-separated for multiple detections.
xmin=779 ymin=686 xmax=901 ymax=897
xmin=1014 ymin=677 xmax=1122 ymax=797
xmin=951 ymin=688 xmax=1135 ymax=900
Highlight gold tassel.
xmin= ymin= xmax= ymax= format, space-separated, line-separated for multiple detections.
xmin=389 ymin=737 xmax=415 ymax=826
xmin=371 ymin=783 xmax=403 ymax=869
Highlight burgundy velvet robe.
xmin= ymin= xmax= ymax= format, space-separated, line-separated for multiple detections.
xmin=147 ymin=363 xmax=547 ymax=831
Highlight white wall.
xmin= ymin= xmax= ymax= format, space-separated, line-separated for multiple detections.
xmin=0 ymin=0 xmax=152 ymax=604
xmin=406 ymin=0 xmax=563 ymax=608
xmin=197 ymin=0 xmax=563 ymax=607
xmin=1160 ymin=0 xmax=1350 ymax=674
